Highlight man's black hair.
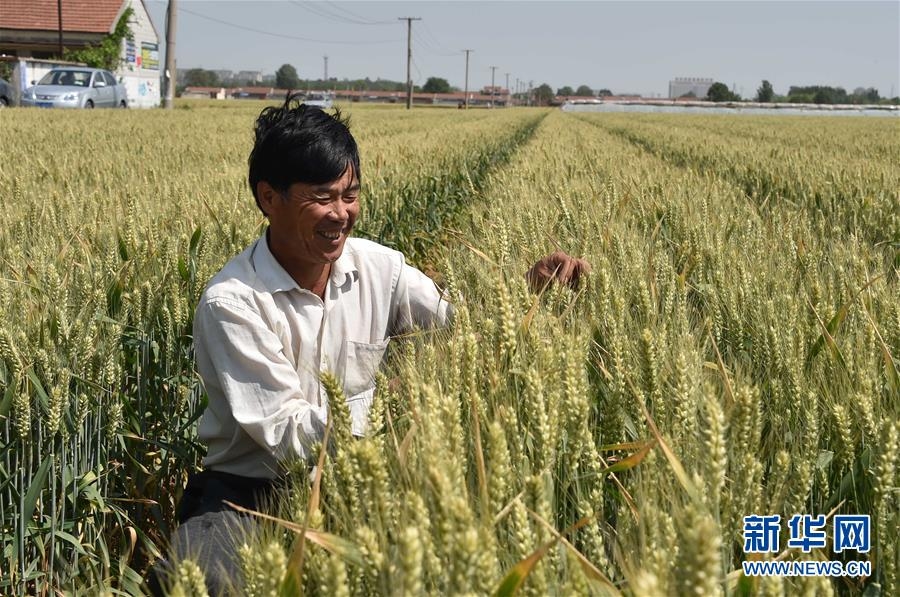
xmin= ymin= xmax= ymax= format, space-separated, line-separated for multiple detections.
xmin=248 ymin=92 xmax=360 ymax=214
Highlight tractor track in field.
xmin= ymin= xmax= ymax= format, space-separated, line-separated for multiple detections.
xmin=569 ymin=113 xmax=788 ymax=205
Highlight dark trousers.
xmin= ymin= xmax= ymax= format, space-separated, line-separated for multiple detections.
xmin=147 ymin=470 xmax=280 ymax=596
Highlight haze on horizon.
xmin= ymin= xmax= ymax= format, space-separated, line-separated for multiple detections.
xmin=145 ymin=1 xmax=900 ymax=98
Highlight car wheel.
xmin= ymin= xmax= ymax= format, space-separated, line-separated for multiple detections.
xmin=120 ymin=100 xmax=127 ymax=108
xmin=0 ymin=97 xmax=8 ymax=108
xmin=84 ymin=100 xmax=94 ymax=109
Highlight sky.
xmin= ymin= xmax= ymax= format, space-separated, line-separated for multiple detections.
xmin=144 ymin=1 xmax=900 ymax=98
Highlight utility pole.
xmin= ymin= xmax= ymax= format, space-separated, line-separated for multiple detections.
xmin=57 ymin=0 xmax=63 ymax=56
xmin=505 ymin=72 xmax=510 ymax=107
xmin=462 ymin=49 xmax=473 ymax=109
xmin=163 ymin=0 xmax=178 ymax=109
xmin=489 ymin=65 xmax=497 ymax=107
xmin=398 ymin=17 xmax=421 ymax=109
xmin=323 ymin=55 xmax=328 ymax=82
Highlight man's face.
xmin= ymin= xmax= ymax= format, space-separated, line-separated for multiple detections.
xmin=262 ymin=165 xmax=360 ymax=267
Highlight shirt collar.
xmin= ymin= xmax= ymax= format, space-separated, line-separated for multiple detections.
xmin=330 ymin=240 xmax=355 ymax=282
xmin=251 ymin=232 xmax=301 ymax=294
xmin=251 ymin=231 xmax=357 ymax=295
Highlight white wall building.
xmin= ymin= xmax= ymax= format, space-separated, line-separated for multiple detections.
xmin=668 ymin=77 xmax=714 ymax=99
xmin=236 ymin=70 xmax=263 ymax=84
xmin=118 ymin=0 xmax=160 ymax=108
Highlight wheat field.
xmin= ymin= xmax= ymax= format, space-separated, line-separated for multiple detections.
xmin=0 ymin=102 xmax=897 ymax=595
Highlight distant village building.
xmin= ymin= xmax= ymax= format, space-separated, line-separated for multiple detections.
xmin=235 ymin=70 xmax=263 ymax=84
xmin=181 ymin=86 xmax=228 ymax=100
xmin=0 ymin=0 xmax=161 ymax=107
xmin=211 ymin=69 xmax=233 ymax=83
xmin=668 ymin=77 xmax=713 ymax=99
xmin=179 ymin=86 xmax=514 ymax=107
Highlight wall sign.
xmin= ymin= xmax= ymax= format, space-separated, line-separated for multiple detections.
xmin=141 ymin=42 xmax=159 ymax=71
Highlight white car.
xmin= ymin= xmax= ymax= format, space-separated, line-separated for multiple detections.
xmin=21 ymin=67 xmax=128 ymax=109
xmin=304 ymin=91 xmax=333 ymax=109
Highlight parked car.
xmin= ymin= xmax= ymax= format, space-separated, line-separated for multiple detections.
xmin=304 ymin=91 xmax=333 ymax=109
xmin=21 ymin=67 xmax=127 ymax=109
xmin=0 ymin=78 xmax=13 ymax=107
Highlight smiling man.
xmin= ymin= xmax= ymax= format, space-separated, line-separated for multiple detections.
xmin=159 ymin=94 xmax=589 ymax=595
xmin=193 ymin=101 xmax=455 ymax=483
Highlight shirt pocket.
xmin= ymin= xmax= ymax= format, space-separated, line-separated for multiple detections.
xmin=343 ymin=339 xmax=389 ymax=436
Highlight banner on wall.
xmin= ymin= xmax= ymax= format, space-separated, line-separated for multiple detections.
xmin=141 ymin=42 xmax=159 ymax=71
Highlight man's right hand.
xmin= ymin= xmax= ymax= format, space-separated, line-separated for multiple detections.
xmin=525 ymin=250 xmax=592 ymax=293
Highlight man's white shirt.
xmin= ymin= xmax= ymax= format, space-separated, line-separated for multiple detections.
xmin=193 ymin=233 xmax=451 ymax=479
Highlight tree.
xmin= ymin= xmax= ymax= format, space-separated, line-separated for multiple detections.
xmin=812 ymin=89 xmax=832 ymax=104
xmin=534 ymin=83 xmax=554 ymax=106
xmin=184 ymin=69 xmax=219 ymax=87
xmin=276 ymin=64 xmax=300 ymax=90
xmin=756 ymin=80 xmax=774 ymax=103
xmin=850 ymin=87 xmax=880 ymax=104
xmin=679 ymin=91 xmax=697 ymax=99
xmin=557 ymin=86 xmax=574 ymax=97
xmin=597 ymin=88 xmax=613 ymax=97
xmin=706 ymin=81 xmax=739 ymax=102
xmin=63 ymin=8 xmax=133 ymax=71
xmin=787 ymin=85 xmax=848 ymax=104
xmin=422 ymin=77 xmax=451 ymax=94
xmin=575 ymin=85 xmax=594 ymax=96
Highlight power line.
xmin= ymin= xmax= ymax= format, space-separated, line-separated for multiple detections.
xmin=291 ymin=2 xmax=346 ymax=24
xmin=413 ymin=32 xmax=458 ymax=57
xmin=420 ymin=21 xmax=457 ymax=56
xmin=410 ymin=57 xmax=423 ymax=84
xmin=179 ymin=6 xmax=396 ymax=45
xmin=412 ymin=37 xmax=457 ymax=59
xmin=322 ymin=1 xmax=395 ymax=25
xmin=289 ymin=1 xmax=394 ymax=26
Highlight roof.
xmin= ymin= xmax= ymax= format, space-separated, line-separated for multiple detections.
xmin=0 ymin=0 xmax=127 ymax=34
xmin=233 ymin=86 xmax=275 ymax=95
xmin=48 ymin=66 xmax=110 ymax=72
xmin=180 ymin=87 xmax=513 ymax=102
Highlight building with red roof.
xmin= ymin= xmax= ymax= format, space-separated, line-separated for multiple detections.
xmin=0 ymin=0 xmax=161 ymax=107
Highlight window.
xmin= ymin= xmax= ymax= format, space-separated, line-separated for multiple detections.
xmin=39 ymin=70 xmax=91 ymax=87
